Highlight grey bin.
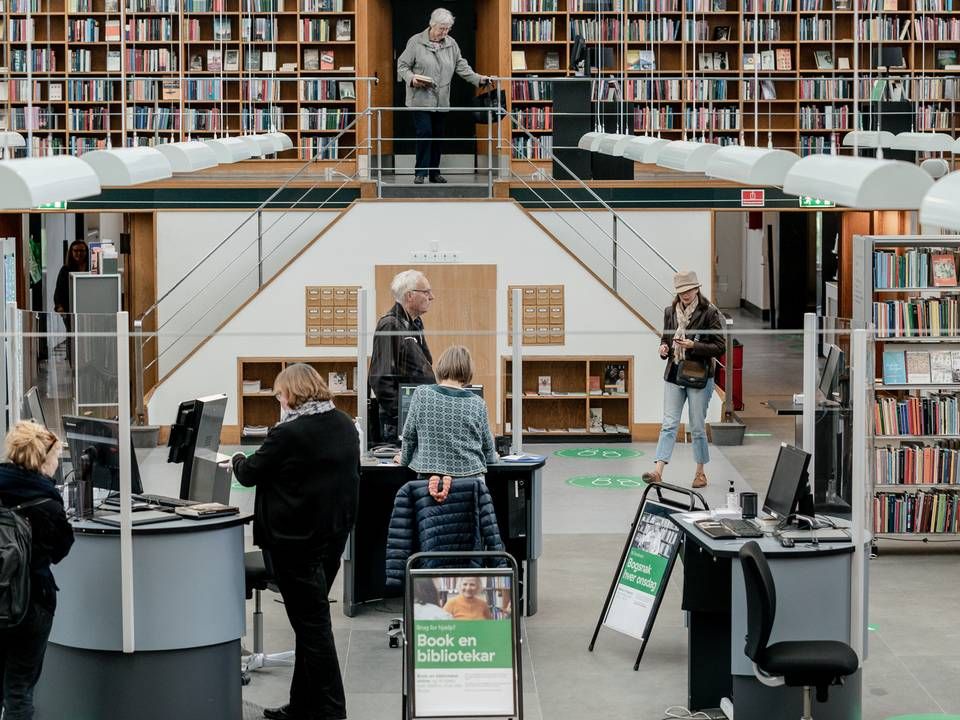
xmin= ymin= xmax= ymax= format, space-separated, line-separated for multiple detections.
xmin=131 ymin=424 xmax=161 ymax=448
xmin=709 ymin=422 xmax=746 ymax=446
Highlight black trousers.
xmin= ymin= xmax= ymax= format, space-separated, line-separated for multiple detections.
xmin=412 ymin=110 xmax=447 ymax=178
xmin=0 ymin=603 xmax=54 ymax=720
xmin=269 ymin=539 xmax=348 ymax=720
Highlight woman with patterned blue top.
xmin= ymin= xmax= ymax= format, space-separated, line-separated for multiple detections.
xmin=397 ymin=345 xmax=498 ymax=502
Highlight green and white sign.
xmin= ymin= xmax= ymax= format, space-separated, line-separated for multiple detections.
xmin=554 ymin=447 xmax=644 ymax=460
xmin=798 ymin=196 xmax=835 ymax=208
xmin=566 ymin=475 xmax=647 ymax=490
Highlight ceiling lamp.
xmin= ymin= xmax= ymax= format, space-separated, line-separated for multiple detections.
xmin=783 ymin=155 xmax=934 ymax=209
xmin=891 ymin=132 xmax=955 ymax=152
xmin=80 ymin=147 xmax=173 ymax=186
xmin=0 ymin=131 xmax=26 ymax=155
xmin=578 ymin=132 xmax=604 ymax=152
xmin=622 ymin=136 xmax=669 ymax=164
xmin=596 ymin=134 xmax=632 ymax=156
xmin=204 ymin=137 xmax=253 ymax=164
xmin=239 ymin=135 xmax=279 ymax=158
xmin=263 ymin=132 xmax=294 ymax=152
xmin=841 ymin=130 xmax=896 ymax=149
xmin=655 ymin=141 xmax=721 ymax=172
xmin=155 ymin=141 xmax=219 ymax=172
xmin=705 ymin=146 xmax=800 ymax=186
xmin=919 ymin=170 xmax=960 ymax=230
xmin=0 ymin=157 xmax=101 ymax=209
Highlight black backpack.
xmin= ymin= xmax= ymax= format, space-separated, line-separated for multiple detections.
xmin=0 ymin=498 xmax=51 ymax=628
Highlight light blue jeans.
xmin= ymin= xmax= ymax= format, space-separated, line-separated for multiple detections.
xmin=655 ymin=377 xmax=715 ymax=466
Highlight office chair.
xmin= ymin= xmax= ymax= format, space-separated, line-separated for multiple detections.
xmin=241 ymin=550 xmax=294 ymax=684
xmin=738 ymin=542 xmax=859 ymax=720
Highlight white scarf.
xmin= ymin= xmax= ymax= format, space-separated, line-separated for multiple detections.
xmin=280 ymin=399 xmax=335 ymax=424
xmin=672 ymin=298 xmax=698 ymax=364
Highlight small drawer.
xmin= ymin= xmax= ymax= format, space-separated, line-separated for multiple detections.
xmin=521 ymin=288 xmax=537 ymax=306
xmin=320 ymin=288 xmax=335 ymax=305
xmin=334 ymin=289 xmax=348 ymax=306
xmin=550 ymin=305 xmax=564 ymax=320
xmin=306 ymin=306 xmax=322 ymax=320
xmin=346 ymin=308 xmax=358 ymax=326
xmin=320 ymin=307 xmax=335 ymax=322
xmin=523 ymin=306 xmax=537 ymax=319
xmin=334 ymin=308 xmax=347 ymax=325
xmin=537 ymin=326 xmax=551 ymax=338
xmin=549 ymin=287 xmax=564 ymax=300
xmin=305 ymin=287 xmax=323 ymax=305
xmin=536 ymin=307 xmax=549 ymax=319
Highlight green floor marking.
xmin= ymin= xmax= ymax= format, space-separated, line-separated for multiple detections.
xmin=566 ymin=475 xmax=648 ymax=490
xmin=883 ymin=715 xmax=960 ymax=720
xmin=743 ymin=432 xmax=773 ymax=437
xmin=868 ymin=624 xmax=879 ymax=632
xmin=554 ymin=448 xmax=644 ymax=460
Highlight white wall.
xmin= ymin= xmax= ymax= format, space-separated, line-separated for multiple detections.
xmin=713 ymin=211 xmax=743 ymax=309
xmin=148 ymin=201 xmax=721 ymax=427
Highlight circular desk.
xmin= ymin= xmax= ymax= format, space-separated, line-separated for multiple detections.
xmin=35 ymin=513 xmax=251 ymax=720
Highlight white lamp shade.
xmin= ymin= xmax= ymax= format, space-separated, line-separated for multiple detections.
xmin=783 ymin=155 xmax=934 ymax=209
xmin=622 ymin=136 xmax=669 ymax=164
xmin=596 ymin=134 xmax=632 ymax=156
xmin=951 ymin=137 xmax=960 ymax=155
xmin=891 ymin=132 xmax=955 ymax=152
xmin=204 ymin=137 xmax=253 ymax=163
xmin=656 ymin=141 xmax=721 ymax=172
xmin=578 ymin=132 xmax=604 ymax=152
xmin=239 ymin=135 xmax=278 ymax=157
xmin=841 ymin=130 xmax=896 ymax=149
xmin=919 ymin=170 xmax=960 ymax=230
xmin=80 ymin=147 xmax=173 ymax=186
xmin=705 ymin=146 xmax=800 ymax=186
xmin=0 ymin=132 xmax=26 ymax=149
xmin=263 ymin=132 xmax=294 ymax=151
xmin=155 ymin=141 xmax=219 ymax=172
xmin=0 ymin=157 xmax=101 ymax=209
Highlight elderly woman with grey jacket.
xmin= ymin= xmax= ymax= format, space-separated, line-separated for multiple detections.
xmin=397 ymin=8 xmax=487 ymax=184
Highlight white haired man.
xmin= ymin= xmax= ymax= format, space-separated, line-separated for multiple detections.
xmin=397 ymin=7 xmax=489 ymax=184
xmin=369 ymin=269 xmax=436 ymax=443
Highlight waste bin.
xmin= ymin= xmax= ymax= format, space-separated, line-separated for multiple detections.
xmin=715 ymin=338 xmax=743 ymax=412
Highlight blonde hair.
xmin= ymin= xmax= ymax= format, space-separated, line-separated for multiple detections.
xmin=435 ymin=345 xmax=473 ymax=385
xmin=274 ymin=363 xmax=332 ymax=408
xmin=5 ymin=421 xmax=60 ymax=474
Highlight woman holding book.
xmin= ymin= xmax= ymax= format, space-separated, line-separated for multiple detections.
xmin=397 ymin=8 xmax=489 ymax=184
xmin=643 ymin=271 xmax=725 ymax=489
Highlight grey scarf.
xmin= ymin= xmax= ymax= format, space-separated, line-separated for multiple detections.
xmin=280 ymin=399 xmax=335 ymax=424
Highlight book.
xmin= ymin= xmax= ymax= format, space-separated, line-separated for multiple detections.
xmin=742 ymin=53 xmax=758 ymax=71
xmin=699 ymin=52 xmax=713 ymax=71
xmin=338 ymin=80 xmax=355 ymax=99
xmin=48 ymin=83 xmax=62 ymax=101
xmin=335 ymin=18 xmax=351 ymax=40
xmin=107 ymin=50 xmax=121 ymax=71
xmin=538 ymin=375 xmax=552 ymax=395
xmin=161 ymin=79 xmax=180 ymax=100
xmin=870 ymin=79 xmax=888 ymax=101
xmin=191 ymin=53 xmax=204 ymax=71
xmin=303 ymin=48 xmax=319 ymax=71
xmin=837 ymin=57 xmax=850 ymax=70
xmin=225 ymin=49 xmax=239 ymax=71
xmin=511 ymin=50 xmax=527 ymax=71
xmin=930 ymin=351 xmax=953 ymax=384
xmin=320 ymin=50 xmax=334 ymax=70
xmin=328 ymin=371 xmax=348 ymax=393
xmin=905 ymin=351 xmax=931 ymax=384
xmin=589 ymin=407 xmax=603 ymax=432
xmin=105 ymin=0 xmax=118 ymax=10
xmin=760 ymin=79 xmax=776 ymax=99
xmin=883 ymin=0 xmax=896 ymax=8
xmin=713 ymin=25 xmax=730 ymax=41
xmin=814 ymin=50 xmax=834 ymax=70
xmin=888 ymin=79 xmax=905 ymax=101
xmin=604 ymin=364 xmax=626 ymax=390
xmin=937 ymin=49 xmax=958 ymax=70
xmin=207 ymin=49 xmax=222 ymax=72
xmin=775 ymin=48 xmax=792 ymax=71
xmin=952 ymin=352 xmax=960 ymax=382
xmin=713 ymin=51 xmax=728 ymax=70
xmin=213 ymin=18 xmax=231 ymax=40
xmin=261 ymin=50 xmax=276 ymax=71
xmin=932 ymin=254 xmax=957 ymax=286
xmin=636 ymin=50 xmax=656 ymax=70
xmin=105 ymin=19 xmax=120 ymax=41
xmin=760 ymin=49 xmax=775 ymax=70
xmin=589 ymin=376 xmax=601 ymax=394
xmin=246 ymin=48 xmax=261 ymax=70
xmin=712 ymin=0 xmax=727 ymax=8
xmin=545 ymin=51 xmax=560 ymax=70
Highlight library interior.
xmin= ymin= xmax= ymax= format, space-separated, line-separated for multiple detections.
xmin=1 ymin=0 xmax=960 ymax=718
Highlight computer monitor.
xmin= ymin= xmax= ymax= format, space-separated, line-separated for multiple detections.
xmin=62 ymin=415 xmax=143 ymax=495
xmin=167 ymin=394 xmax=228 ymax=503
xmin=762 ymin=443 xmax=812 ymax=521
xmin=818 ymin=344 xmax=843 ymax=401
xmin=397 ymin=383 xmax=484 ymax=440
xmin=21 ymin=387 xmax=46 ymax=427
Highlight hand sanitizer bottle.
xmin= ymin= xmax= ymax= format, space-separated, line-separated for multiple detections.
xmin=727 ymin=478 xmax=738 ymax=512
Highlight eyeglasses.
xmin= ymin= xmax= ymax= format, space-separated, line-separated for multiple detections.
xmin=411 ymin=289 xmax=434 ymax=297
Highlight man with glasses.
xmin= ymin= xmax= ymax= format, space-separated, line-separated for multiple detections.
xmin=370 ymin=269 xmax=436 ymax=444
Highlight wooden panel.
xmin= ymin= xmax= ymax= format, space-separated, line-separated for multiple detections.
xmin=361 ymin=0 xmax=395 ymax=154
xmin=375 ymin=265 xmax=498 ymax=423
xmin=129 ymin=212 xmax=158 ymax=395
xmin=839 ymin=211 xmax=871 ymax=321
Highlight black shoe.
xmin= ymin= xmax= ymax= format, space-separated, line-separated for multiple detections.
xmin=264 ymin=705 xmax=300 ymax=720
xmin=414 ymin=175 xmax=425 ymax=184
xmin=429 ymin=174 xmax=448 ymax=184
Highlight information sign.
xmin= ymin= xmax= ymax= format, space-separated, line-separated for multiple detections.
xmin=741 ymin=189 xmax=765 ymax=207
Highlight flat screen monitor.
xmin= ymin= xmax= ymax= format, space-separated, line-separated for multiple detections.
xmin=62 ymin=415 xmax=143 ymax=495
xmin=398 ymin=383 xmax=484 ymax=440
xmin=762 ymin=443 xmax=811 ymax=521
xmin=167 ymin=394 xmax=228 ymax=502
xmin=818 ymin=344 xmax=843 ymax=400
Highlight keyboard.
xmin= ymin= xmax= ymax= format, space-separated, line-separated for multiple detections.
xmin=719 ymin=518 xmax=763 ymax=538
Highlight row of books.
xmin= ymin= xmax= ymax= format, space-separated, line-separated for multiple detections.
xmin=242 ymin=79 xmax=280 ymax=101
xmin=799 ymin=17 xmax=834 ymax=41
xmin=799 ymin=104 xmax=849 ymax=130
xmin=876 ymin=297 xmax=960 ymax=339
xmin=300 ymin=134 xmax=338 ymax=159
xmin=512 ymin=0 xmax=559 ymax=10
xmin=743 ymin=19 xmax=781 ymax=42
xmin=126 ymin=105 xmax=181 ymax=129
xmin=742 ymin=78 xmax=777 ymax=100
xmin=69 ymin=136 xmax=109 ymax=153
xmin=9 ymin=18 xmax=34 ymax=42
xmin=512 ymin=134 xmax=552 ymax=159
xmin=299 ymin=106 xmax=351 ymax=130
xmin=633 ymin=106 xmax=678 ymax=130
xmin=874 ymin=490 xmax=959 ymax=534
xmin=184 ymin=107 xmax=221 ymax=130
xmin=913 ymin=17 xmax=960 ymax=42
xmin=874 ymin=392 xmax=960 ymax=435
xmin=799 ymin=78 xmax=852 ymax=100
xmin=624 ymin=78 xmax=683 ymax=101
xmin=68 ymin=107 xmax=112 ymax=131
xmin=301 ymin=79 xmax=351 ymax=101
xmin=512 ymin=19 xmax=556 ymax=42
xmin=127 ymin=18 xmax=173 ymax=41
xmin=916 ymin=105 xmax=953 ymax=131
xmin=876 ymin=444 xmax=960 ymax=486
xmin=874 ymin=249 xmax=958 ymax=289
xmin=125 ymin=48 xmax=179 ymax=72
xmin=10 ymin=49 xmax=56 ymax=73
xmin=299 ymin=18 xmax=351 ymax=42
xmin=242 ymin=107 xmax=283 ymax=131
xmin=516 ymin=107 xmax=553 ymax=130
xmin=799 ymin=133 xmax=838 ymax=154
xmin=882 ymin=349 xmax=960 ymax=386
xmin=511 ymin=80 xmax=553 ymax=101
xmin=684 ymin=106 xmax=739 ymax=129
xmin=10 ymin=107 xmax=57 ymax=131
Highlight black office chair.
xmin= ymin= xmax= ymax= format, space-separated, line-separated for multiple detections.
xmin=738 ymin=541 xmax=859 ymax=720
xmin=241 ymin=550 xmax=294 ymax=684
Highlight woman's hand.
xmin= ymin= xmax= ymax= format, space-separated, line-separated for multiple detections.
xmin=674 ymin=339 xmax=695 ymax=350
xmin=393 ymin=453 xmax=401 ymax=464
xmin=659 ymin=343 xmax=670 ymax=359
xmin=411 ymin=75 xmax=432 ymax=88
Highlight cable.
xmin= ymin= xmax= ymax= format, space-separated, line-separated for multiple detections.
xmin=661 ymin=706 xmax=723 ymax=720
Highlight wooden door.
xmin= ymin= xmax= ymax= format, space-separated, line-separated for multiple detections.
xmin=375 ymin=265 xmax=497 ymax=424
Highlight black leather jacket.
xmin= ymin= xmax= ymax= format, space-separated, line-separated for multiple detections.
xmin=369 ymin=302 xmax=436 ymax=420
xmin=659 ymin=299 xmax=726 ymax=383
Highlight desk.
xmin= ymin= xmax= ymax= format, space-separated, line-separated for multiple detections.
xmin=343 ymin=459 xmax=544 ymax=617
xmin=35 ymin=513 xmax=252 ymax=720
xmin=670 ymin=514 xmax=868 ymax=720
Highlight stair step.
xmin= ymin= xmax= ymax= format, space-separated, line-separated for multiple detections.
xmin=379 ymin=184 xmax=490 ymax=199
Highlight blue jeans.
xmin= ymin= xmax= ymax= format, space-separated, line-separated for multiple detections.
xmin=655 ymin=377 xmax=715 ymax=466
xmin=0 ymin=603 xmax=54 ymax=720
xmin=412 ymin=110 xmax=447 ymax=178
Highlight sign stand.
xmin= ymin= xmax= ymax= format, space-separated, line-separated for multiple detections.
xmin=589 ymin=481 xmax=709 ymax=670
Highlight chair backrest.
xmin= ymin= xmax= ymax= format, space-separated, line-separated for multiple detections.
xmin=738 ymin=541 xmax=777 ymax=661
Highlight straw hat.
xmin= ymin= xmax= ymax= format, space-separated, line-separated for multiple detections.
xmin=673 ymin=270 xmax=701 ymax=294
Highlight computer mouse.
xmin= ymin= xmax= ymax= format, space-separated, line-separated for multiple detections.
xmin=779 ymin=536 xmax=795 ymax=548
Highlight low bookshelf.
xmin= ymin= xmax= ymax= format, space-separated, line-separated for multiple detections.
xmin=501 ymin=354 xmax=633 ymax=441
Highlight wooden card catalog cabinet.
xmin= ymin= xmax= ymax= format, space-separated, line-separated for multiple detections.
xmin=507 ymin=284 xmax=564 ymax=345
xmin=305 ymin=285 xmax=360 ymax=346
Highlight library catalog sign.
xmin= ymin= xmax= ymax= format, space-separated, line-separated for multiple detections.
xmin=412 ymin=574 xmax=516 ymax=717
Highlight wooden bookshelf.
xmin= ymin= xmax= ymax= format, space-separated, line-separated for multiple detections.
xmin=237 ymin=355 xmax=358 ymax=443
xmin=501 ymin=354 xmax=633 ymax=441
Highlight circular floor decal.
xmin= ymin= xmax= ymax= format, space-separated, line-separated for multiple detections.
xmin=554 ymin=447 xmax=645 ymax=460
xmin=883 ymin=716 xmax=960 ymax=720
xmin=566 ymin=475 xmax=648 ymax=490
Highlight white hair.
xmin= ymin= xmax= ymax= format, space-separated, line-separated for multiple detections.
xmin=429 ymin=7 xmax=454 ymax=28
xmin=391 ymin=269 xmax=426 ymax=303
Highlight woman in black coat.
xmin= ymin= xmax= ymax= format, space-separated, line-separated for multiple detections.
xmin=0 ymin=421 xmax=74 ymax=720
xmin=642 ymin=271 xmax=725 ymax=489
xmin=232 ymin=363 xmax=359 ymax=720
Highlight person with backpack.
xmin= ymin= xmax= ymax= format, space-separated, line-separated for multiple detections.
xmin=0 ymin=421 xmax=74 ymax=720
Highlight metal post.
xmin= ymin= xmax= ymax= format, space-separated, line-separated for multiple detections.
xmin=724 ymin=316 xmax=734 ymax=421
xmin=357 ymin=288 xmax=369 ymax=458
xmin=7 ymin=303 xmax=22 ymax=426
xmin=487 ymin=109 xmax=494 ymax=197
xmin=117 ymin=311 xmax=135 ymax=654
xmin=133 ymin=319 xmax=144 ymax=425
xmin=802 ymin=312 xmax=817 ymax=498
xmin=850 ymin=327 xmax=868 ymax=661
xmin=377 ymin=110 xmax=383 ymax=198
xmin=257 ymin=209 xmax=263 ymax=287
xmin=612 ymin=215 xmax=619 ymax=293
xmin=511 ymin=288 xmax=523 ymax=455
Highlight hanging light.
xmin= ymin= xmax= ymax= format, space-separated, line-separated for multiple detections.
xmin=890 ymin=132 xmax=955 ymax=152
xmin=205 ymin=137 xmax=254 ymax=163
xmin=655 ymin=140 xmax=721 ymax=172
xmin=705 ymin=146 xmax=800 ymax=186
xmin=919 ymin=170 xmax=960 ymax=230
xmin=239 ymin=135 xmax=278 ymax=158
xmin=263 ymin=132 xmax=294 ymax=152
xmin=596 ymin=134 xmax=632 ymax=156
xmin=622 ymin=136 xmax=668 ymax=164
xmin=783 ymin=155 xmax=934 ymax=209
xmin=80 ymin=147 xmax=173 ymax=186
xmin=0 ymin=132 xmax=26 ymax=157
xmin=841 ymin=130 xmax=896 ymax=149
xmin=0 ymin=157 xmax=101 ymax=209
xmin=155 ymin=141 xmax=219 ymax=173
xmin=578 ymin=132 xmax=605 ymax=152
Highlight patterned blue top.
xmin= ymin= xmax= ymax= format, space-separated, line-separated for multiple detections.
xmin=399 ymin=384 xmax=498 ymax=477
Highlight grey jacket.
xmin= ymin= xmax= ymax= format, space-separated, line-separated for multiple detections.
xmin=397 ymin=29 xmax=482 ymax=110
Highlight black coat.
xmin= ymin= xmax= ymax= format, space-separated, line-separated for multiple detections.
xmin=659 ymin=298 xmax=726 ymax=382
xmin=369 ymin=303 xmax=436 ymax=420
xmin=0 ymin=463 xmax=74 ymax=613
xmin=232 ymin=409 xmax=360 ymax=559
xmin=384 ymin=478 xmax=505 ymax=590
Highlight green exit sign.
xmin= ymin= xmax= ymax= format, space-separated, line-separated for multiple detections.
xmin=36 ymin=201 xmax=68 ymax=209
xmin=799 ymin=196 xmax=835 ymax=208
